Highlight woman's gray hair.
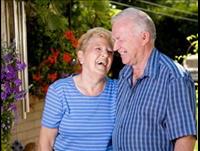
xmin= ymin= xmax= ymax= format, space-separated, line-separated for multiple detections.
xmin=111 ymin=7 xmax=156 ymax=43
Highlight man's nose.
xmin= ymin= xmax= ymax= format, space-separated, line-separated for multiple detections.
xmin=113 ymin=42 xmax=120 ymax=52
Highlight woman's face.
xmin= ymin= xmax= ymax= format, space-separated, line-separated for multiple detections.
xmin=78 ymin=36 xmax=113 ymax=76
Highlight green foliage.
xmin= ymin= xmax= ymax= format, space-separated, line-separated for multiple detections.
xmin=70 ymin=0 xmax=112 ymax=34
xmin=27 ymin=0 xmax=112 ymax=38
xmin=175 ymin=34 xmax=198 ymax=62
xmin=34 ymin=0 xmax=68 ymax=32
xmin=1 ymin=110 xmax=13 ymax=151
xmin=187 ymin=34 xmax=198 ymax=53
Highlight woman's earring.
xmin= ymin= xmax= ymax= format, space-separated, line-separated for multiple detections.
xmin=70 ymin=58 xmax=77 ymax=65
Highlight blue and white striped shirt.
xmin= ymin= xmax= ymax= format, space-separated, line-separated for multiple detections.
xmin=112 ymin=48 xmax=197 ymax=151
xmin=42 ymin=75 xmax=118 ymax=151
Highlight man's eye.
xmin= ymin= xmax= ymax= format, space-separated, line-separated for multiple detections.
xmin=96 ymin=47 xmax=102 ymax=51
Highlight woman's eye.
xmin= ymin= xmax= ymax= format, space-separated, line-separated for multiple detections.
xmin=95 ymin=47 xmax=113 ymax=55
xmin=106 ymin=49 xmax=113 ymax=55
xmin=107 ymin=50 xmax=114 ymax=55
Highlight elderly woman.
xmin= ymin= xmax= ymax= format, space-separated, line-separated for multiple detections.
xmin=38 ymin=27 xmax=117 ymax=151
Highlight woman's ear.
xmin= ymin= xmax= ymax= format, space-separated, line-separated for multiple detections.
xmin=77 ymin=50 xmax=84 ymax=64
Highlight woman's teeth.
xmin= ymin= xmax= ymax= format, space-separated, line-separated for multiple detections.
xmin=96 ymin=60 xmax=106 ymax=66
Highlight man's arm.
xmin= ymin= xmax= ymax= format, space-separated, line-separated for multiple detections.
xmin=174 ymin=135 xmax=196 ymax=151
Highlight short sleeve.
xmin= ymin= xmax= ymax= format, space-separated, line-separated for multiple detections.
xmin=167 ymin=76 xmax=197 ymax=140
xmin=41 ymin=84 xmax=64 ymax=128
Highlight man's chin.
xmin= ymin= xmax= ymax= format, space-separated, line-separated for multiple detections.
xmin=122 ymin=59 xmax=129 ymax=65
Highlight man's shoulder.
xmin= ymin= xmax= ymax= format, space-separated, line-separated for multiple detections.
xmin=158 ymin=52 xmax=191 ymax=80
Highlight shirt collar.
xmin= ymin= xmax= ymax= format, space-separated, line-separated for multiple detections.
xmin=143 ymin=48 xmax=159 ymax=79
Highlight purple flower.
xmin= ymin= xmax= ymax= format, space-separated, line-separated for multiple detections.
xmin=16 ymin=60 xmax=26 ymax=71
xmin=4 ymin=83 xmax=12 ymax=94
xmin=1 ymin=43 xmax=27 ymax=132
xmin=1 ymin=72 xmax=5 ymax=80
xmin=2 ymin=53 xmax=13 ymax=62
xmin=4 ymin=65 xmax=17 ymax=80
xmin=14 ymin=79 xmax=22 ymax=86
xmin=6 ymin=64 xmax=15 ymax=73
xmin=1 ymin=92 xmax=7 ymax=100
xmin=6 ymin=72 xmax=17 ymax=80
xmin=13 ymin=86 xmax=20 ymax=94
xmin=14 ymin=90 xmax=26 ymax=101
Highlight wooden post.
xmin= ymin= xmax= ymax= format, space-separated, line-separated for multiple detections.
xmin=13 ymin=0 xmax=30 ymax=119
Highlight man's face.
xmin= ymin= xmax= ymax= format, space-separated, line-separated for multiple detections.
xmin=112 ymin=18 xmax=144 ymax=66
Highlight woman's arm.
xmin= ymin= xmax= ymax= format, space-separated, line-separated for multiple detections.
xmin=38 ymin=126 xmax=58 ymax=151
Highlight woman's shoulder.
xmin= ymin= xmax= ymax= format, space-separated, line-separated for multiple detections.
xmin=50 ymin=76 xmax=73 ymax=89
xmin=106 ymin=77 xmax=118 ymax=91
xmin=106 ymin=77 xmax=118 ymax=84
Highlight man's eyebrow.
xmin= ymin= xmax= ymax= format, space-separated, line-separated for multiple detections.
xmin=112 ymin=36 xmax=120 ymax=42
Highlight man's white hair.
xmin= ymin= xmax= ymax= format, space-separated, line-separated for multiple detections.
xmin=112 ymin=7 xmax=156 ymax=43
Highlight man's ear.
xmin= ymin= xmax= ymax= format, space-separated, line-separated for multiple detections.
xmin=77 ymin=50 xmax=84 ymax=64
xmin=141 ymin=31 xmax=150 ymax=45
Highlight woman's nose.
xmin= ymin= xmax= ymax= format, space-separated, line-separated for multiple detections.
xmin=101 ymin=49 xmax=109 ymax=57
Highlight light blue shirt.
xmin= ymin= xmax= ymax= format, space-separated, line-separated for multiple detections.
xmin=42 ymin=75 xmax=118 ymax=151
xmin=112 ymin=48 xmax=197 ymax=151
